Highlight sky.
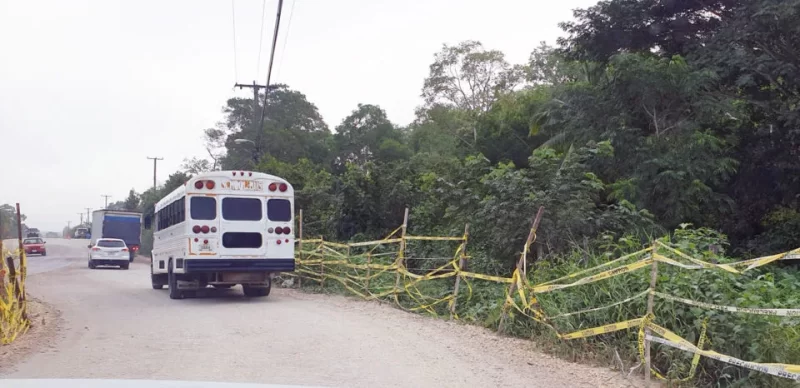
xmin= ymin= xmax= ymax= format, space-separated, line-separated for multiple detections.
xmin=0 ymin=0 xmax=597 ymax=232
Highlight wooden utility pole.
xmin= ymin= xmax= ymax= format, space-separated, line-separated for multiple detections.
xmin=85 ymin=208 xmax=91 ymax=226
xmin=146 ymin=157 xmax=164 ymax=191
xmin=236 ymin=82 xmax=280 ymax=165
xmin=101 ymin=195 xmax=111 ymax=208
xmin=235 ymin=81 xmax=278 ymax=117
xmin=77 ymin=213 xmax=84 ymax=225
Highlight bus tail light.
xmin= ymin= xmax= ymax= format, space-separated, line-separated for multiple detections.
xmin=205 ymin=180 xmax=215 ymax=189
xmin=194 ymin=181 xmax=204 ymax=189
xmin=268 ymin=183 xmax=277 ymax=192
xmin=275 ymin=227 xmax=283 ymax=235
xmin=201 ymin=225 xmax=210 ymax=234
xmin=279 ymin=183 xmax=287 ymax=192
xmin=203 ymin=239 xmax=208 ymax=244
xmin=276 ymin=240 xmax=282 ymax=245
xmin=192 ymin=225 xmax=201 ymax=234
xmin=268 ymin=227 xmax=274 ymax=233
xmin=210 ymin=226 xmax=217 ymax=233
xmin=282 ymin=227 xmax=291 ymax=234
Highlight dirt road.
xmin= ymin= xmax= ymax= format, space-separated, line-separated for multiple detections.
xmin=1 ymin=239 xmax=636 ymax=387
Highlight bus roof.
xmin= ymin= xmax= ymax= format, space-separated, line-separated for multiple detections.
xmin=155 ymin=170 xmax=293 ymax=211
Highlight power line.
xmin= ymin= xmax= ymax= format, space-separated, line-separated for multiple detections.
xmin=256 ymin=0 xmax=285 ymax=141
xmin=255 ymin=0 xmax=268 ymax=79
xmin=275 ymin=0 xmax=296 ymax=80
xmin=230 ymin=0 xmax=240 ymax=82
xmin=101 ymin=195 xmax=112 ymax=208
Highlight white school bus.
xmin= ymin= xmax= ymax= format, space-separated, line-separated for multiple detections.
xmin=146 ymin=170 xmax=295 ymax=299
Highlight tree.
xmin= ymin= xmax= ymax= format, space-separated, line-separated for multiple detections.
xmin=422 ymin=41 xmax=524 ymax=143
xmin=123 ymin=189 xmax=140 ymax=211
xmin=181 ymin=157 xmax=213 ymax=175
xmin=558 ymin=0 xmax=736 ymax=62
xmin=334 ymin=104 xmax=410 ymax=169
xmin=0 ymin=204 xmax=26 ymax=239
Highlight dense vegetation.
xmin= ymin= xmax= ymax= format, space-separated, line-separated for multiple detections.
xmin=109 ymin=0 xmax=799 ymax=385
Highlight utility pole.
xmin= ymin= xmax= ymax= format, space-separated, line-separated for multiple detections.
xmin=78 ymin=213 xmax=84 ymax=225
xmin=235 ymin=81 xmax=276 ymax=117
xmin=101 ymin=195 xmax=111 ymax=208
xmin=146 ymin=157 xmax=164 ymax=191
xmin=235 ymin=82 xmax=279 ymax=162
xmin=85 ymin=208 xmax=91 ymax=225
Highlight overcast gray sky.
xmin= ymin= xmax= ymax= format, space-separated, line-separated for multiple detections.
xmin=0 ymin=0 xmax=596 ymax=232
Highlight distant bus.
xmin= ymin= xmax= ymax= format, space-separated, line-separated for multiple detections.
xmin=146 ymin=170 xmax=295 ymax=299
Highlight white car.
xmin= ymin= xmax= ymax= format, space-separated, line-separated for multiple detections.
xmin=88 ymin=238 xmax=130 ymax=270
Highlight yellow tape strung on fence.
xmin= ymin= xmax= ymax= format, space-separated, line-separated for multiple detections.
xmin=656 ymin=242 xmax=740 ymax=273
xmin=560 ymin=317 xmax=644 ymax=340
xmin=1 ymin=248 xmax=29 ymax=345
xmin=645 ymin=320 xmax=800 ymax=381
xmin=533 ymin=257 xmax=654 ymax=293
xmin=652 ymin=253 xmax=703 ymax=269
xmin=652 ymin=291 xmax=800 ymax=317
xmin=458 ymin=271 xmax=514 ymax=283
xmin=538 ymin=247 xmax=653 ymax=286
xmin=637 ymin=315 xmax=708 ymax=382
xmin=346 ymin=238 xmax=403 ymax=248
xmin=550 ymin=289 xmax=649 ymax=319
xmin=404 ymin=236 xmax=465 ymax=241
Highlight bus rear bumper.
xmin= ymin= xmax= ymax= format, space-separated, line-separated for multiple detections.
xmin=183 ymin=258 xmax=295 ymax=273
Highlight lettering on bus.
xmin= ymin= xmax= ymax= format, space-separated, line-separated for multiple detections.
xmin=221 ymin=180 xmax=264 ymax=191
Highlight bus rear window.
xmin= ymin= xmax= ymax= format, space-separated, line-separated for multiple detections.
xmin=222 ymin=232 xmax=262 ymax=248
xmin=222 ymin=198 xmax=262 ymax=221
xmin=267 ymin=199 xmax=291 ymax=221
xmin=190 ymin=197 xmax=216 ymax=220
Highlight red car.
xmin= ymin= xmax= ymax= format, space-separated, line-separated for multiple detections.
xmin=22 ymin=237 xmax=47 ymax=256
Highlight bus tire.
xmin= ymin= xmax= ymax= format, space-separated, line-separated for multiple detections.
xmin=168 ymin=259 xmax=183 ymax=300
xmin=243 ymin=279 xmax=271 ymax=297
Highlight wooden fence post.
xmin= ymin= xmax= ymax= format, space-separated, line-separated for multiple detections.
xmin=318 ymin=236 xmax=326 ymax=288
xmin=394 ymin=208 xmax=410 ymax=303
xmin=449 ymin=223 xmax=469 ymax=320
xmin=15 ymin=203 xmax=27 ymax=320
xmin=365 ymin=252 xmax=373 ymax=291
xmin=644 ymin=242 xmax=659 ymax=385
xmin=498 ymin=206 xmax=545 ymax=334
xmin=297 ymin=209 xmax=303 ymax=289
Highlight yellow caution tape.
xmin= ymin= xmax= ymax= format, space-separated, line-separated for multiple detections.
xmin=646 ymin=321 xmax=800 ymax=381
xmin=550 ymin=290 xmax=649 ymax=319
xmin=637 ymin=315 xmax=707 ymax=382
xmin=457 ymin=271 xmax=514 ymax=283
xmin=652 ymin=253 xmax=703 ymax=269
xmin=404 ymin=236 xmax=465 ymax=241
xmin=561 ymin=317 xmax=644 ymax=340
xmin=533 ymin=257 xmax=653 ymax=293
xmin=538 ymin=247 xmax=653 ymax=286
xmin=656 ymin=242 xmax=739 ymax=273
xmin=652 ymin=291 xmax=800 ymax=317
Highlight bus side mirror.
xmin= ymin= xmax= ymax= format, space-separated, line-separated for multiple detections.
xmin=144 ymin=215 xmax=152 ymax=230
